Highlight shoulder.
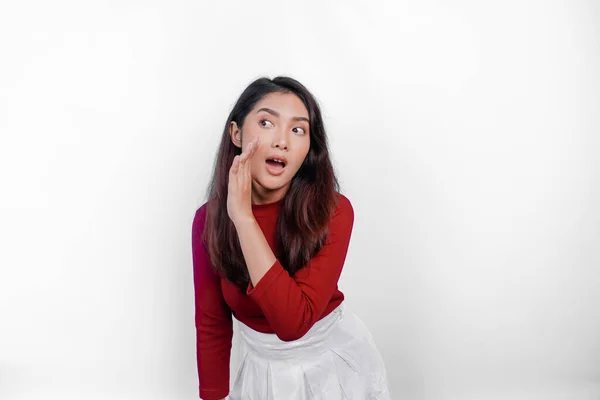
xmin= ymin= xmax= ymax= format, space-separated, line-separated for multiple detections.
xmin=195 ymin=201 xmax=209 ymax=220
xmin=333 ymin=193 xmax=354 ymax=219
xmin=329 ymin=193 xmax=354 ymax=233
xmin=192 ymin=202 xmax=209 ymax=238
xmin=320 ymin=193 xmax=354 ymax=246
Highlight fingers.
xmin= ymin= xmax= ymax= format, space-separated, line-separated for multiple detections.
xmin=229 ymin=155 xmax=240 ymax=175
xmin=242 ymin=137 xmax=258 ymax=180
xmin=231 ymin=136 xmax=259 ymax=180
xmin=239 ymin=136 xmax=259 ymax=165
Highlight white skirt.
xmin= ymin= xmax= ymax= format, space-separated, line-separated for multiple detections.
xmin=228 ymin=302 xmax=392 ymax=400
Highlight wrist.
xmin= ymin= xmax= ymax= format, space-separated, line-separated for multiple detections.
xmin=232 ymin=214 xmax=256 ymax=229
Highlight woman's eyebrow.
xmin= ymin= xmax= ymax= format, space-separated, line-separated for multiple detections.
xmin=256 ymin=107 xmax=309 ymax=123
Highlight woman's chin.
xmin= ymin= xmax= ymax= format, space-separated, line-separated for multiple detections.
xmin=253 ymin=175 xmax=291 ymax=192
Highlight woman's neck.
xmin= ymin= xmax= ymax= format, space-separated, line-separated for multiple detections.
xmin=251 ymin=181 xmax=290 ymax=205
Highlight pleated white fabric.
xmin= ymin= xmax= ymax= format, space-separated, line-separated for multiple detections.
xmin=228 ymin=303 xmax=392 ymax=400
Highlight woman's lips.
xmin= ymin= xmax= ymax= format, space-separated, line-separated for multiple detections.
xmin=265 ymin=160 xmax=285 ymax=176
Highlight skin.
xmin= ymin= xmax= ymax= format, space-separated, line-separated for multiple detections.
xmin=226 ymin=91 xmax=312 ymax=300
xmin=228 ymin=91 xmax=311 ymax=206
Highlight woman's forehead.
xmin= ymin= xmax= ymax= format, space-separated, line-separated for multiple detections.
xmin=253 ymin=92 xmax=309 ymax=118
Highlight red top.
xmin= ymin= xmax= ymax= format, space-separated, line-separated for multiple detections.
xmin=191 ymin=193 xmax=354 ymax=400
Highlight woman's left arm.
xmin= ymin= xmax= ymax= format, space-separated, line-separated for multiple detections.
xmin=226 ymin=135 xmax=278 ymax=287
xmin=235 ymin=197 xmax=354 ymax=342
xmin=228 ymin=136 xmax=354 ymax=341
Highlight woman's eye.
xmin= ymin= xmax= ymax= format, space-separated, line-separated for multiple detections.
xmin=293 ymin=127 xmax=306 ymax=135
xmin=259 ymin=119 xmax=273 ymax=128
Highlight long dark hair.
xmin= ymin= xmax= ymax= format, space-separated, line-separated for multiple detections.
xmin=202 ymin=76 xmax=340 ymax=291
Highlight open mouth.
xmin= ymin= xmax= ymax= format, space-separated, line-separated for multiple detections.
xmin=265 ymin=157 xmax=286 ymax=174
xmin=266 ymin=158 xmax=286 ymax=168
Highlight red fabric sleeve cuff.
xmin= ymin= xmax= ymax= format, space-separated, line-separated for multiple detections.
xmin=200 ymin=386 xmax=229 ymax=400
xmin=246 ymin=259 xmax=285 ymax=299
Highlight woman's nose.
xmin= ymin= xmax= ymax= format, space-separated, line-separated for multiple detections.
xmin=271 ymin=131 xmax=288 ymax=150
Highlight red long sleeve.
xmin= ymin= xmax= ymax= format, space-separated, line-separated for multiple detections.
xmin=191 ymin=205 xmax=232 ymax=400
xmin=245 ymin=194 xmax=354 ymax=341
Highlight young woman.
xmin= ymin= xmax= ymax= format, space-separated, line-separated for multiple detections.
xmin=192 ymin=76 xmax=391 ymax=400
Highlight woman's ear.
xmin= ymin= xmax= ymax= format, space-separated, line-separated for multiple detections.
xmin=229 ymin=121 xmax=242 ymax=149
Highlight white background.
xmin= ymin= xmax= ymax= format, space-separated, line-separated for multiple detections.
xmin=1 ymin=1 xmax=599 ymax=399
